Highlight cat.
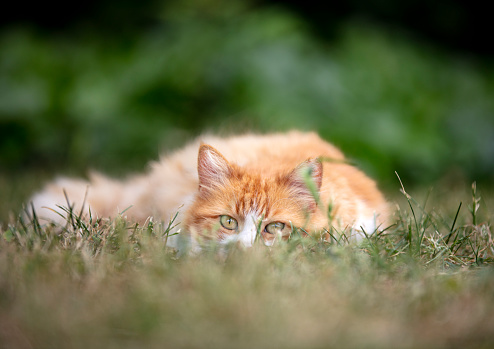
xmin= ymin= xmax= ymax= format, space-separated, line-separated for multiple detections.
xmin=29 ymin=131 xmax=390 ymax=248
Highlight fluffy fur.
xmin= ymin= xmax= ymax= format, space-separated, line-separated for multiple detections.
xmin=29 ymin=131 xmax=390 ymax=247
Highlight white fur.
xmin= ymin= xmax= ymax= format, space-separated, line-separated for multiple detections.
xmin=351 ymin=214 xmax=378 ymax=241
xmin=29 ymin=192 xmax=67 ymax=222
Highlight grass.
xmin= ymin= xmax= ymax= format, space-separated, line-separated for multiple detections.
xmin=1 ymin=182 xmax=494 ymax=349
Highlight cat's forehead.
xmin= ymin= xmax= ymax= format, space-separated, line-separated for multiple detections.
xmin=228 ymin=174 xmax=285 ymax=216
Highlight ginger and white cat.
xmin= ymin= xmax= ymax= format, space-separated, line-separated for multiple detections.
xmin=30 ymin=131 xmax=390 ymax=248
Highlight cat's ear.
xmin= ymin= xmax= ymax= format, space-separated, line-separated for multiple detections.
xmin=286 ymin=158 xmax=323 ymax=212
xmin=197 ymin=144 xmax=232 ymax=194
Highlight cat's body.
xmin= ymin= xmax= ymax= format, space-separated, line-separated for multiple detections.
xmin=30 ymin=131 xmax=390 ymax=247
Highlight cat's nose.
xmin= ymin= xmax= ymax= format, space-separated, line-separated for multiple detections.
xmin=236 ymin=236 xmax=253 ymax=248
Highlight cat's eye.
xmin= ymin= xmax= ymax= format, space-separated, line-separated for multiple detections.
xmin=219 ymin=215 xmax=238 ymax=230
xmin=265 ymin=222 xmax=285 ymax=235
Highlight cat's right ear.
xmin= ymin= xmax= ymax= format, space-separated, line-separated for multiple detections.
xmin=197 ymin=144 xmax=232 ymax=194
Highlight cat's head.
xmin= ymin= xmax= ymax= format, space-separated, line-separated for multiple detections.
xmin=184 ymin=144 xmax=323 ymax=247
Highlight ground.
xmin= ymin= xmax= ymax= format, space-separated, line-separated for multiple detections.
xmin=1 ymin=180 xmax=493 ymax=349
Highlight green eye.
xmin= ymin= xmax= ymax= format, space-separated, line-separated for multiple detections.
xmin=265 ymin=222 xmax=285 ymax=235
xmin=220 ymin=215 xmax=238 ymax=230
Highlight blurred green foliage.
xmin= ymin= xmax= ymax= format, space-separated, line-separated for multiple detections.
xmin=1 ymin=0 xmax=493 ymax=186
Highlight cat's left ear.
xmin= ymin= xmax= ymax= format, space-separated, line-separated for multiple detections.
xmin=286 ymin=158 xmax=323 ymax=212
xmin=197 ymin=144 xmax=232 ymax=195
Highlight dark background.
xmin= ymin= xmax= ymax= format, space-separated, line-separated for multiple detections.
xmin=1 ymin=0 xmax=493 ymax=192
xmin=3 ymin=0 xmax=492 ymax=55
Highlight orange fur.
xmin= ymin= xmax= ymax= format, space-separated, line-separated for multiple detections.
xmin=29 ymin=131 xmax=390 ymax=246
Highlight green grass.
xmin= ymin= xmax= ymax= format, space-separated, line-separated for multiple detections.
xmin=1 ymin=183 xmax=494 ymax=349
